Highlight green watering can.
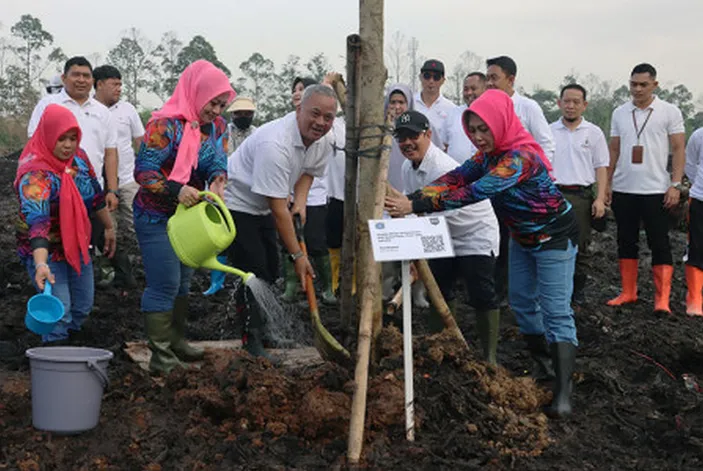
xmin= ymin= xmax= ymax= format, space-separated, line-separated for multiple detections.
xmin=167 ymin=191 xmax=254 ymax=283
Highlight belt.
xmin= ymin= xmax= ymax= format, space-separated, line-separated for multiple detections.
xmin=557 ymin=184 xmax=593 ymax=193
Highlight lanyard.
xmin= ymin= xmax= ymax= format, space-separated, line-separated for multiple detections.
xmin=632 ymin=108 xmax=654 ymax=144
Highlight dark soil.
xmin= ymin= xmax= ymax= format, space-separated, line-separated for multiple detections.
xmin=2 ymin=154 xmax=703 ymax=470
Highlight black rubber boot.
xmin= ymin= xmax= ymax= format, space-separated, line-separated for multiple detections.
xmin=545 ymin=342 xmax=576 ymax=418
xmin=524 ymin=334 xmax=555 ymax=382
xmin=572 ymin=272 xmax=587 ymax=306
xmin=171 ymin=296 xmax=204 ymax=362
xmin=241 ymin=294 xmax=273 ymax=361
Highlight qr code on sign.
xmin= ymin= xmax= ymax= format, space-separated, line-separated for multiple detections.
xmin=421 ymin=235 xmax=445 ymax=254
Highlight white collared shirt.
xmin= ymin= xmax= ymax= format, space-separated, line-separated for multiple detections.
xmin=325 ymin=118 xmax=347 ymax=201
xmin=442 ymin=104 xmax=478 ymax=164
xmin=610 ymin=96 xmax=685 ymax=194
xmin=109 ymin=100 xmax=145 ymax=187
xmin=401 ymin=143 xmax=499 ymax=257
xmin=225 ymin=112 xmax=332 ymax=215
xmin=685 ymin=128 xmax=703 ymax=202
xmin=511 ymin=92 xmax=556 ymax=161
xmin=550 ymin=118 xmax=609 ymax=186
xmin=28 ymin=89 xmax=117 ymax=187
xmin=413 ymin=92 xmax=456 ymax=140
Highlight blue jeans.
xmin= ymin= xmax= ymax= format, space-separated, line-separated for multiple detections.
xmin=508 ymin=239 xmax=578 ymax=345
xmin=25 ymin=259 xmax=94 ymax=343
xmin=135 ymin=219 xmax=193 ymax=312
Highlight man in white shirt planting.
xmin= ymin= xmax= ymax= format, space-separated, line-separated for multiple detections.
xmin=393 ymin=110 xmax=501 ymax=364
xmin=550 ymin=83 xmax=608 ymax=305
xmin=606 ymin=63 xmax=686 ymax=314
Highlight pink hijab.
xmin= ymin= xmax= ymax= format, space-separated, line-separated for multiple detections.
xmin=462 ymin=89 xmax=553 ymax=173
xmin=150 ymin=60 xmax=236 ymax=184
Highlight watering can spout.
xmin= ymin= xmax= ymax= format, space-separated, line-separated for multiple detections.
xmin=202 ymin=255 xmax=255 ymax=284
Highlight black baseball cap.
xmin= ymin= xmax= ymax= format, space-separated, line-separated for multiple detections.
xmin=394 ymin=110 xmax=430 ymax=134
xmin=421 ymin=59 xmax=445 ymax=75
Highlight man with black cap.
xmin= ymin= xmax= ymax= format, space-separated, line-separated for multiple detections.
xmin=414 ymin=59 xmax=456 ymax=142
xmin=390 ymin=110 xmax=501 ymax=364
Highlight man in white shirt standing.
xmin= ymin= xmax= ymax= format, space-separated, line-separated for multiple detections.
xmin=28 ymin=57 xmax=118 ymax=209
xmin=606 ymin=63 xmax=686 ymax=313
xmin=550 ymin=84 xmax=609 ymax=305
xmin=684 ymin=127 xmax=703 ymax=316
xmin=485 ymin=55 xmax=556 ymax=307
xmin=442 ymin=71 xmax=485 ymax=164
xmin=413 ymin=59 xmax=456 ymax=141
xmin=393 ymin=110 xmax=501 ymax=364
xmin=93 ymin=65 xmax=145 ymax=289
xmin=224 ymin=84 xmax=337 ymax=358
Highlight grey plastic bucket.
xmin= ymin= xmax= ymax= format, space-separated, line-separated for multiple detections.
xmin=25 ymin=346 xmax=113 ymax=434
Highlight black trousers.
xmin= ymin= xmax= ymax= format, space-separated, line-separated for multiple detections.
xmin=687 ymin=198 xmax=703 ymax=270
xmin=429 ymin=254 xmax=498 ymax=311
xmin=227 ymin=210 xmax=279 ymax=284
xmin=305 ymin=205 xmax=328 ymax=257
xmin=611 ymin=192 xmax=672 ymax=265
xmin=326 ymin=198 xmax=344 ymax=250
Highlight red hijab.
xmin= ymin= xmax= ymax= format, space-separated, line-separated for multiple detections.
xmin=15 ymin=104 xmax=91 ymax=274
xmin=149 ymin=60 xmax=236 ymax=184
xmin=463 ymin=89 xmax=553 ymax=174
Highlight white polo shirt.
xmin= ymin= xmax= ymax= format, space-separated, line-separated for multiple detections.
xmin=685 ymin=128 xmax=703 ymax=202
xmin=325 ymin=117 xmax=347 ymax=201
xmin=402 ymin=143 xmax=499 ymax=257
xmin=413 ymin=92 xmax=456 ymax=140
xmin=610 ymin=97 xmax=685 ymax=194
xmin=441 ymin=104 xmax=478 ymax=164
xmin=28 ymin=89 xmax=116 ymax=187
xmin=109 ymin=100 xmax=145 ymax=187
xmin=225 ymin=112 xmax=331 ymax=215
xmin=511 ymin=92 xmax=556 ymax=161
xmin=550 ymin=118 xmax=609 ymax=186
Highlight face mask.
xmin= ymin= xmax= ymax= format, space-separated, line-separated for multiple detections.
xmin=233 ymin=116 xmax=253 ymax=131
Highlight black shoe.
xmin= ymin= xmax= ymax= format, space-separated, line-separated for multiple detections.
xmin=524 ymin=334 xmax=555 ymax=382
xmin=545 ymin=342 xmax=576 ymax=418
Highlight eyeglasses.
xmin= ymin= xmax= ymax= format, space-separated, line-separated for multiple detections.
xmin=394 ymin=130 xmax=424 ymax=142
xmin=422 ymin=71 xmax=443 ymax=81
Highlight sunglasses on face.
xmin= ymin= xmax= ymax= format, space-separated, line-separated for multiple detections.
xmin=422 ymin=71 xmax=443 ymax=81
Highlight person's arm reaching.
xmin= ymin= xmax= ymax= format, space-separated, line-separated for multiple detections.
xmin=269 ymin=197 xmax=315 ymax=289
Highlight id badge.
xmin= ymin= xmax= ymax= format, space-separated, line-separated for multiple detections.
xmin=631 ymin=145 xmax=644 ymax=164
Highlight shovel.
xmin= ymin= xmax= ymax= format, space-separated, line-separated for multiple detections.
xmin=293 ymin=214 xmax=351 ymax=365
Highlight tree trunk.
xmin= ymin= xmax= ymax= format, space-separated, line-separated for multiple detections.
xmin=347 ymin=0 xmax=386 ymax=463
xmin=340 ymin=34 xmax=361 ymax=334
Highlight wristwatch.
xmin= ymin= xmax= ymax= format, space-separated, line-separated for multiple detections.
xmin=289 ymin=250 xmax=304 ymax=262
xmin=671 ymin=182 xmax=684 ymax=192
xmin=107 ymin=189 xmax=120 ymax=198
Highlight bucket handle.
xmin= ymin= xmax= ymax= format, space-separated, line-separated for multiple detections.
xmin=86 ymin=360 xmax=109 ymax=390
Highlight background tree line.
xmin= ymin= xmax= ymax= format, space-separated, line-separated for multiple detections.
xmin=1 ymin=15 xmax=702 ymax=156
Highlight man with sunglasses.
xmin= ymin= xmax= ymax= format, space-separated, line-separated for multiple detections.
xmin=414 ymin=59 xmax=456 ymax=142
xmin=391 ymin=110 xmax=501 ymax=364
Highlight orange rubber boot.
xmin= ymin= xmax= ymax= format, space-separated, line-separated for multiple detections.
xmin=685 ymin=265 xmax=703 ymax=316
xmin=652 ymin=265 xmax=673 ymax=314
xmin=607 ymin=259 xmax=639 ymax=306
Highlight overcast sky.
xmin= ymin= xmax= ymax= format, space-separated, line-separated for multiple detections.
xmin=2 ymin=0 xmax=702 ymax=106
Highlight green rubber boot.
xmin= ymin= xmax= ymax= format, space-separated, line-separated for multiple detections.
xmin=144 ymin=311 xmax=184 ymax=375
xmin=281 ymin=257 xmax=299 ymax=303
xmin=242 ymin=305 xmax=273 ymax=361
xmin=313 ymin=254 xmax=337 ymax=305
xmin=171 ymin=296 xmax=204 ymax=362
xmin=428 ymin=299 xmax=456 ymax=334
xmin=476 ymin=308 xmax=500 ymax=365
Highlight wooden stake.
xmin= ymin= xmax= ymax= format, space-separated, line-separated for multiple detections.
xmin=340 ymin=33 xmax=362 ymax=333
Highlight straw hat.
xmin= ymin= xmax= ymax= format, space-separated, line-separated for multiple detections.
xmin=227 ymin=97 xmax=256 ymax=112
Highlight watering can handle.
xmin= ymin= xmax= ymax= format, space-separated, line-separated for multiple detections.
xmin=293 ymin=213 xmax=305 ymax=243
xmin=86 ymin=360 xmax=109 ymax=390
xmin=198 ymin=190 xmax=235 ymax=235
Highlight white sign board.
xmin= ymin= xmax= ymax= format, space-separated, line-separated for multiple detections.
xmin=368 ymin=216 xmax=454 ymax=262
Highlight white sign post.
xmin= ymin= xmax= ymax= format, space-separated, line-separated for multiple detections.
xmin=368 ymin=216 xmax=454 ymax=441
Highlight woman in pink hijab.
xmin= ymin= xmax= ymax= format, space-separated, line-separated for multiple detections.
xmin=133 ymin=60 xmax=235 ymax=374
xmin=385 ymin=89 xmax=578 ymax=419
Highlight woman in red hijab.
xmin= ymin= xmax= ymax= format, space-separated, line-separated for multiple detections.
xmin=133 ymin=60 xmax=235 ymax=374
xmin=15 ymin=104 xmax=116 ymax=343
xmin=385 ymin=90 xmax=578 ymax=418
